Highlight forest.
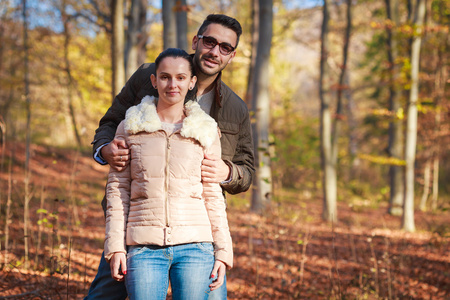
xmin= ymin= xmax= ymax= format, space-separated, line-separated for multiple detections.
xmin=0 ymin=0 xmax=449 ymax=299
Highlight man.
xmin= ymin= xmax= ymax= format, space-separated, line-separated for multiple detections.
xmin=85 ymin=14 xmax=254 ymax=300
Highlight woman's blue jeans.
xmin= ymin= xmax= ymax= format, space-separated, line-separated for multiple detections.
xmin=84 ymin=250 xmax=227 ymax=300
xmin=125 ymin=243 xmax=216 ymax=300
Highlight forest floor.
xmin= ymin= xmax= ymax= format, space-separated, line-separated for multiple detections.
xmin=0 ymin=142 xmax=449 ymax=299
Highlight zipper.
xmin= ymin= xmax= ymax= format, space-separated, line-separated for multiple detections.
xmin=164 ymin=134 xmax=171 ymax=227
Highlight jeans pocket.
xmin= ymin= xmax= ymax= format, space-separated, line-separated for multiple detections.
xmin=196 ymin=242 xmax=214 ymax=256
xmin=126 ymin=245 xmax=147 ymax=260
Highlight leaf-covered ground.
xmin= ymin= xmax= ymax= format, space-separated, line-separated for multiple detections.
xmin=0 ymin=143 xmax=449 ymax=299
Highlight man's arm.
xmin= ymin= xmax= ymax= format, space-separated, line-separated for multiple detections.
xmin=92 ymin=63 xmax=156 ymax=164
xmin=201 ymin=112 xmax=255 ymax=194
xmin=220 ymin=112 xmax=255 ymax=195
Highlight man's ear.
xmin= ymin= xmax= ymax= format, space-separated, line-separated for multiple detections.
xmin=150 ymin=74 xmax=157 ymax=88
xmin=227 ymin=51 xmax=237 ymax=65
xmin=192 ymin=35 xmax=199 ymax=51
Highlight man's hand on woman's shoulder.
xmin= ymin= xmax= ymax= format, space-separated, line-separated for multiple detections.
xmin=101 ymin=138 xmax=130 ymax=171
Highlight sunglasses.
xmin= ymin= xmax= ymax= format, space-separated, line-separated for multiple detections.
xmin=197 ymin=35 xmax=236 ymax=56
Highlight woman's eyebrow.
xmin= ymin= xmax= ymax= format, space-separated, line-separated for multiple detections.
xmin=158 ymin=71 xmax=188 ymax=76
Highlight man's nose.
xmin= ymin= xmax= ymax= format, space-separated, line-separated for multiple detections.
xmin=208 ymin=43 xmax=221 ymax=56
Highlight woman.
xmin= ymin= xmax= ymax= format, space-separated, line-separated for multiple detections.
xmin=104 ymin=48 xmax=233 ymax=300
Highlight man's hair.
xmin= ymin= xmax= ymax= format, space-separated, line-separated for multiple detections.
xmin=197 ymin=14 xmax=243 ymax=48
xmin=155 ymin=48 xmax=195 ymax=77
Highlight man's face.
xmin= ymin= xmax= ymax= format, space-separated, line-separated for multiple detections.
xmin=192 ymin=23 xmax=238 ymax=77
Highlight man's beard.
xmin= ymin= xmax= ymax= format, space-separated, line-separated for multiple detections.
xmin=194 ymin=52 xmax=223 ymax=77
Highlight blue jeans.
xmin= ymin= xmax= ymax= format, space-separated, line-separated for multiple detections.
xmin=126 ymin=243 xmax=214 ymax=300
xmin=84 ymin=248 xmax=227 ymax=300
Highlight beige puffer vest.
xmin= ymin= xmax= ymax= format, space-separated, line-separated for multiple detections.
xmin=104 ymin=96 xmax=233 ymax=268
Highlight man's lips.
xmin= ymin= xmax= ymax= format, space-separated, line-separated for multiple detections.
xmin=203 ymin=56 xmax=219 ymax=67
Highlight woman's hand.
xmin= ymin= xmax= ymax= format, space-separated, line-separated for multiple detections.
xmin=109 ymin=252 xmax=127 ymax=281
xmin=209 ymin=260 xmax=227 ymax=291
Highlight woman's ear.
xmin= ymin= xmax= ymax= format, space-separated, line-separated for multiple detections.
xmin=150 ymin=74 xmax=157 ymax=89
xmin=190 ymin=75 xmax=197 ymax=90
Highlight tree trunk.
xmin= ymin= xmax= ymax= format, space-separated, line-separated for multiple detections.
xmin=137 ymin=0 xmax=148 ymax=66
xmin=245 ymin=0 xmax=259 ymax=105
xmin=385 ymin=0 xmax=404 ymax=216
xmin=1 ymin=59 xmax=18 ymax=131
xmin=125 ymin=0 xmax=148 ymax=79
xmin=345 ymin=73 xmax=359 ymax=176
xmin=431 ymin=155 xmax=439 ymax=211
xmin=111 ymin=0 xmax=125 ymax=100
xmin=22 ymin=0 xmax=32 ymax=269
xmin=125 ymin=0 xmax=140 ymax=79
xmin=0 ymin=17 xmax=4 ymax=74
xmin=62 ymin=3 xmax=82 ymax=148
xmin=431 ymin=48 xmax=446 ymax=211
xmin=419 ymin=158 xmax=431 ymax=211
xmin=250 ymin=0 xmax=273 ymax=214
xmin=175 ymin=0 xmax=188 ymax=51
xmin=4 ymin=147 xmax=13 ymax=267
xmin=320 ymin=0 xmax=337 ymax=222
xmin=34 ymin=184 xmax=46 ymax=269
xmin=0 ymin=116 xmax=5 ymax=210
xmin=332 ymin=0 xmax=352 ymax=181
xmin=342 ymin=0 xmax=358 ymax=175
xmin=403 ymin=0 xmax=425 ymax=232
xmin=162 ymin=0 xmax=177 ymax=49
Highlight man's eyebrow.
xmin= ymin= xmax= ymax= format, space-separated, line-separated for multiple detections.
xmin=206 ymin=35 xmax=235 ymax=47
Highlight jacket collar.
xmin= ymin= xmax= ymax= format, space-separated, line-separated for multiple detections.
xmin=124 ymin=96 xmax=218 ymax=149
xmin=213 ymin=71 xmax=223 ymax=108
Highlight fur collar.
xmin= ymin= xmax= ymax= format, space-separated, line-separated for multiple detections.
xmin=124 ymin=96 xmax=218 ymax=149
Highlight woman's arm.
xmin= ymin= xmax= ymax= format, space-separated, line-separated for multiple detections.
xmin=203 ymin=131 xmax=234 ymax=270
xmin=209 ymin=260 xmax=227 ymax=291
xmin=109 ymin=252 xmax=127 ymax=282
xmin=104 ymin=121 xmax=131 ymax=263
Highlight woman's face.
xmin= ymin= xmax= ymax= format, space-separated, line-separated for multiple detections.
xmin=151 ymin=57 xmax=197 ymax=107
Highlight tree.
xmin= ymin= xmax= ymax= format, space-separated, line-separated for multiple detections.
xmin=162 ymin=0 xmax=177 ymax=49
xmin=250 ymin=0 xmax=273 ymax=213
xmin=385 ymin=0 xmax=404 ymax=216
xmin=175 ymin=0 xmax=188 ymax=51
xmin=0 ymin=14 xmax=21 ymax=136
xmin=319 ymin=0 xmax=337 ymax=222
xmin=125 ymin=0 xmax=148 ymax=79
xmin=61 ymin=0 xmax=82 ymax=148
xmin=22 ymin=0 xmax=32 ymax=269
xmin=245 ymin=0 xmax=259 ymax=104
xmin=111 ymin=0 xmax=125 ymax=99
xmin=418 ymin=0 xmax=449 ymax=211
xmin=332 ymin=0 xmax=352 ymax=187
xmin=430 ymin=59 xmax=446 ymax=211
xmin=403 ymin=0 xmax=425 ymax=232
